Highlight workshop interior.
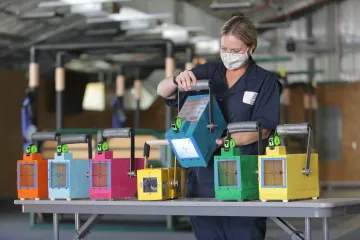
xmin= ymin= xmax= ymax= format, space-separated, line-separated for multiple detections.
xmin=1 ymin=0 xmax=360 ymax=239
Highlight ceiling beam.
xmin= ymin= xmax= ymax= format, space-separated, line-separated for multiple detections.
xmin=258 ymin=0 xmax=347 ymax=33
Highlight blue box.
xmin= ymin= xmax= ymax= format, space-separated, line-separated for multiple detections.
xmin=48 ymin=152 xmax=89 ymax=200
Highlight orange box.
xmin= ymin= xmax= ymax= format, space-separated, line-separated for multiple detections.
xmin=17 ymin=153 xmax=48 ymax=199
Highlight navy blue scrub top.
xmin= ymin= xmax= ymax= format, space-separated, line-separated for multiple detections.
xmin=165 ymin=57 xmax=281 ymax=156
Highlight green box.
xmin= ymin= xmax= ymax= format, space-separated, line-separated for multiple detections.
xmin=214 ymin=147 xmax=259 ymax=201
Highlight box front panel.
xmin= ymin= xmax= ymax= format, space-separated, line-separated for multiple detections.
xmin=137 ymin=170 xmax=163 ymax=200
xmin=49 ymin=162 xmax=69 ymax=189
xmin=143 ymin=177 xmax=158 ymax=193
xmin=18 ymin=163 xmax=36 ymax=189
xmin=261 ymin=158 xmax=286 ymax=188
xmin=90 ymin=162 xmax=110 ymax=188
xmin=216 ymin=160 xmax=239 ymax=188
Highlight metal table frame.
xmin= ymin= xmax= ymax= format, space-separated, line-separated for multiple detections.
xmin=14 ymin=198 xmax=360 ymax=240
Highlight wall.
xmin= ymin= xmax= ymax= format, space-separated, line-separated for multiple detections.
xmin=317 ymin=82 xmax=360 ymax=182
xmin=285 ymin=82 xmax=360 ymax=183
xmin=0 ymin=69 xmax=27 ymax=198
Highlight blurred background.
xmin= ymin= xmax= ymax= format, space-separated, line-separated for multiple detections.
xmin=1 ymin=0 xmax=360 ymax=239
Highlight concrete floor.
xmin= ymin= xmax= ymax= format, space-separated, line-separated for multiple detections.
xmin=1 ymin=189 xmax=360 ymax=240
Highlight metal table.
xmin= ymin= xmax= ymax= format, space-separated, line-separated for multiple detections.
xmin=14 ymin=198 xmax=360 ymax=240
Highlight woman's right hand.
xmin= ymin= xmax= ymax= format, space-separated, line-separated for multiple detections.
xmin=175 ymin=70 xmax=197 ymax=91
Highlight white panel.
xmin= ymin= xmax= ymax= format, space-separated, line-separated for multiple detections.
xmin=125 ymin=0 xmax=176 ymax=24
xmin=182 ymin=2 xmax=224 ymax=38
xmin=338 ymin=0 xmax=360 ymax=81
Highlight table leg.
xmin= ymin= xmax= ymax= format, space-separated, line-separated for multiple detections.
xmin=53 ymin=213 xmax=59 ymax=240
xmin=75 ymin=213 xmax=81 ymax=240
xmin=305 ymin=218 xmax=311 ymax=240
xmin=75 ymin=213 xmax=80 ymax=231
xmin=322 ymin=218 xmax=329 ymax=240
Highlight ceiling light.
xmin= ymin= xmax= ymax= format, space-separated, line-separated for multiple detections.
xmin=87 ymin=13 xmax=171 ymax=24
xmin=39 ymin=0 xmax=131 ymax=8
xmin=209 ymin=2 xmax=253 ymax=9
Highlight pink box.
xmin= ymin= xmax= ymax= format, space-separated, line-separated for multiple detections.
xmin=89 ymin=150 xmax=145 ymax=199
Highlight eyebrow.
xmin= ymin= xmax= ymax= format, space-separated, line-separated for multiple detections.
xmin=221 ymin=46 xmax=242 ymax=51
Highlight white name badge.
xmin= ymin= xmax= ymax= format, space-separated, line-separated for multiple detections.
xmin=243 ymin=91 xmax=258 ymax=105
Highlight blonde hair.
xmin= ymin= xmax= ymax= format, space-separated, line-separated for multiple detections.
xmin=221 ymin=16 xmax=258 ymax=53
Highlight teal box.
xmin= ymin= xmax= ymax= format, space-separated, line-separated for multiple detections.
xmin=167 ymin=94 xmax=226 ymax=168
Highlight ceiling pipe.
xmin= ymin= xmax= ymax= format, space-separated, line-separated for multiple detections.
xmin=257 ymin=0 xmax=347 ymax=34
xmin=85 ymin=28 xmax=119 ymax=36
xmin=38 ymin=0 xmax=130 ymax=8
xmin=19 ymin=11 xmax=64 ymax=19
xmin=245 ymin=0 xmax=270 ymax=14
xmin=31 ymin=39 xmax=174 ymax=55
xmin=260 ymin=0 xmax=346 ymax=24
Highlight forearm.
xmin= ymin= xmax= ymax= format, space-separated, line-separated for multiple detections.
xmin=157 ymin=76 xmax=177 ymax=99
xmin=225 ymin=129 xmax=271 ymax=146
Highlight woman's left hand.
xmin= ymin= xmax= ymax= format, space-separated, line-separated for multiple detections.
xmin=215 ymin=138 xmax=224 ymax=149
xmin=216 ymin=139 xmax=223 ymax=145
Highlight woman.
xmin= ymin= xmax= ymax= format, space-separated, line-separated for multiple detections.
xmin=157 ymin=16 xmax=280 ymax=240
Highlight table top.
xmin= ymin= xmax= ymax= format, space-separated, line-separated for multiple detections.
xmin=14 ymin=198 xmax=360 ymax=218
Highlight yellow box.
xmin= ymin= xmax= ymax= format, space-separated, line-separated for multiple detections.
xmin=137 ymin=167 xmax=186 ymax=201
xmin=258 ymin=146 xmax=320 ymax=202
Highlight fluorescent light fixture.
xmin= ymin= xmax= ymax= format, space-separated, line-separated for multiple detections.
xmin=190 ymin=35 xmax=220 ymax=55
xmin=39 ymin=0 xmax=131 ymax=8
xmin=87 ymin=13 xmax=171 ymax=24
xmin=209 ymin=1 xmax=252 ymax=9
xmin=184 ymin=26 xmax=205 ymax=32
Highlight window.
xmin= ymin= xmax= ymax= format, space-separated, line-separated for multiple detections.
xmin=261 ymin=158 xmax=285 ymax=188
xmin=91 ymin=162 xmax=109 ymax=188
xmin=18 ymin=163 xmax=36 ymax=188
xmin=50 ymin=163 xmax=68 ymax=188
xmin=217 ymin=160 xmax=238 ymax=187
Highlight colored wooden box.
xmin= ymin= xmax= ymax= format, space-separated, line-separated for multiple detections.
xmin=258 ymin=123 xmax=320 ymax=202
xmin=167 ymin=94 xmax=226 ymax=168
xmin=48 ymin=152 xmax=89 ymax=200
xmin=137 ymin=167 xmax=186 ymax=201
xmin=48 ymin=134 xmax=92 ymax=200
xmin=89 ymin=128 xmax=146 ymax=200
xmin=214 ymin=148 xmax=259 ymax=201
xmin=17 ymin=132 xmax=60 ymax=200
xmin=213 ymin=121 xmax=262 ymax=201
xmin=137 ymin=139 xmax=186 ymax=201
xmin=17 ymin=153 xmax=48 ymax=200
xmin=89 ymin=150 xmax=145 ymax=199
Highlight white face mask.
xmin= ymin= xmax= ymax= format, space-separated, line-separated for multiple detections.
xmin=220 ymin=50 xmax=249 ymax=70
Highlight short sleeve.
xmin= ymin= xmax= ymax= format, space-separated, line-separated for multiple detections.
xmin=164 ymin=63 xmax=212 ymax=108
xmin=251 ymin=74 xmax=281 ymax=130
